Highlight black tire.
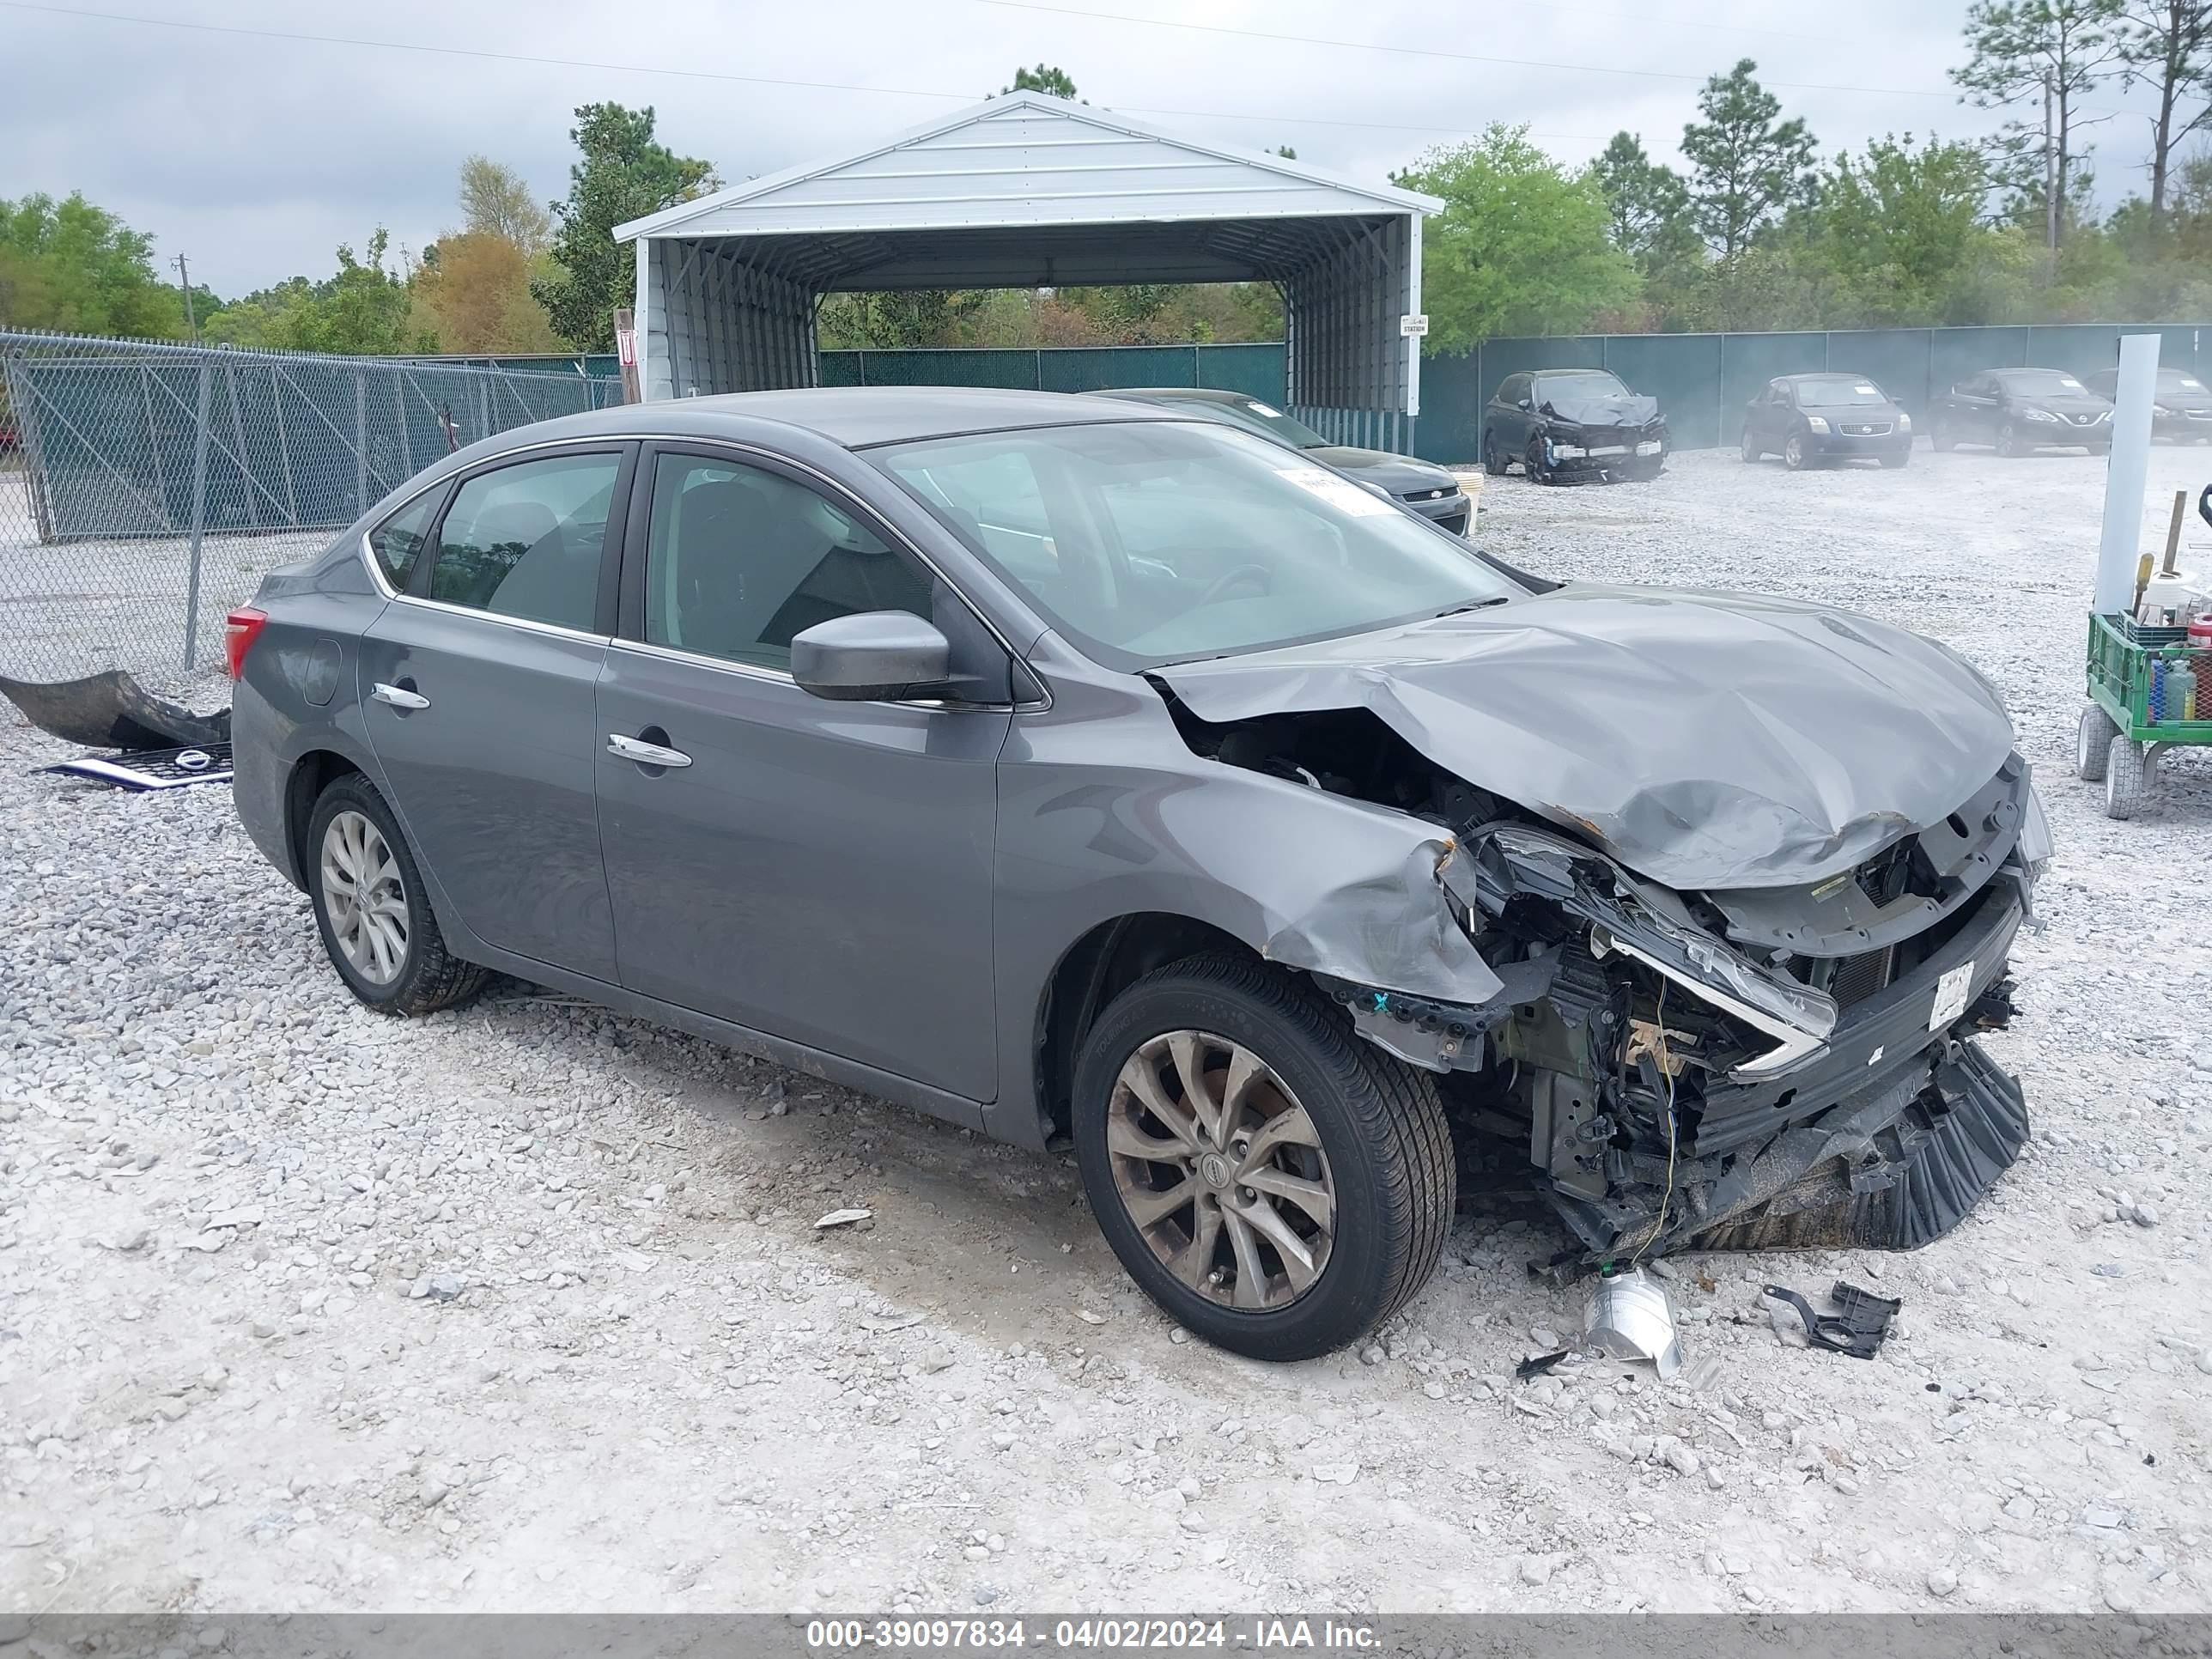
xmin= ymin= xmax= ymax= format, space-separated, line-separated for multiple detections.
xmin=1482 ymin=430 xmax=1508 ymax=477
xmin=1524 ymin=436 xmax=1552 ymax=484
xmin=1072 ymin=954 xmax=1454 ymax=1362
xmin=1741 ymin=427 xmax=1762 ymax=463
xmin=1783 ymin=432 xmax=1812 ymax=471
xmin=1880 ymin=446 xmax=1911 ymax=469
xmin=1931 ymin=421 xmax=1957 ymax=453
xmin=1996 ymin=420 xmax=2024 ymax=458
xmin=2105 ymin=736 xmax=2150 ymax=819
xmin=306 ymin=773 xmax=489 ymax=1016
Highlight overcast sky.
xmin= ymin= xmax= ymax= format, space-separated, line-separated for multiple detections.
xmin=3 ymin=0 xmax=2180 ymax=299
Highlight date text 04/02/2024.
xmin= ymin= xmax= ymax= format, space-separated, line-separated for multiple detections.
xmin=803 ymin=1618 xmax=1382 ymax=1650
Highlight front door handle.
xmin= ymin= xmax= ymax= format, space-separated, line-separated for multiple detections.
xmin=371 ymin=682 xmax=430 ymax=710
xmin=608 ymin=732 xmax=692 ymax=769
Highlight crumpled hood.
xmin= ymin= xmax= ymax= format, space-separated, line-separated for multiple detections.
xmin=1543 ymin=393 xmax=1662 ymax=430
xmin=1156 ymin=583 xmax=2016 ymax=890
xmin=1306 ymin=447 xmax=1456 ymax=495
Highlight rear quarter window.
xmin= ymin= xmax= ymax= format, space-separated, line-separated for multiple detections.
xmin=367 ymin=491 xmax=441 ymax=590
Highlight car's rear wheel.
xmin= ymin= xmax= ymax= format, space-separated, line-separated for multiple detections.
xmin=1931 ymin=420 xmax=1957 ymax=453
xmin=1483 ymin=430 xmax=1508 ymax=476
xmin=1741 ymin=427 xmax=1762 ymax=463
xmin=307 ymin=774 xmax=488 ymax=1016
xmin=1783 ymin=433 xmax=1811 ymax=471
xmin=1072 ymin=954 xmax=1453 ymax=1361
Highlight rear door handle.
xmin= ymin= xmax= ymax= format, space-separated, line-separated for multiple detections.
xmin=371 ymin=682 xmax=430 ymax=710
xmin=607 ymin=732 xmax=692 ymax=769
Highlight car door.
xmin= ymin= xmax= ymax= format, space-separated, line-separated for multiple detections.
xmin=593 ymin=441 xmax=1012 ymax=1103
xmin=1752 ymin=381 xmax=1785 ymax=448
xmin=1490 ymin=375 xmax=1526 ymax=453
xmin=1956 ymin=375 xmax=1997 ymax=441
xmin=358 ymin=441 xmax=632 ymax=982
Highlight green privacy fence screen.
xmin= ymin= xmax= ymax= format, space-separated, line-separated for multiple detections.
xmin=1410 ymin=323 xmax=2212 ymax=461
xmin=817 ymin=343 xmax=1287 ymax=401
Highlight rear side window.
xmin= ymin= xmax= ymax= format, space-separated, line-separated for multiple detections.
xmin=368 ymin=491 xmax=440 ymax=590
xmin=427 ymin=452 xmax=620 ymax=631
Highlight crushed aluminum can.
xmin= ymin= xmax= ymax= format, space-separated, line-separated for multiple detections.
xmin=1583 ymin=1265 xmax=1683 ymax=1378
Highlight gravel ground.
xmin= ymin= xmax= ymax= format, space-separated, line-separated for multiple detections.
xmin=4 ymin=441 xmax=2211 ymax=1618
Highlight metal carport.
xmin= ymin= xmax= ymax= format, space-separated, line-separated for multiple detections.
xmin=615 ymin=94 xmax=1438 ymax=447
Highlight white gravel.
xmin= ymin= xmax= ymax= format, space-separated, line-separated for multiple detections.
xmin=3 ymin=441 xmax=2210 ymax=1616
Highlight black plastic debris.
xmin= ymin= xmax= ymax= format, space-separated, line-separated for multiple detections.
xmin=1 ymin=670 xmax=231 ymax=750
xmin=1764 ymin=1279 xmax=1902 ymax=1360
xmin=1515 ymin=1349 xmax=1570 ymax=1382
xmin=41 ymin=741 xmax=233 ymax=792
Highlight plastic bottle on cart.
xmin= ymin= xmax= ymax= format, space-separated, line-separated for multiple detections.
xmin=2171 ymin=660 xmax=2198 ymax=722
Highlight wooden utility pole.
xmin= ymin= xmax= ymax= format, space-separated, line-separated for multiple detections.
xmin=174 ymin=252 xmax=199 ymax=342
xmin=614 ymin=307 xmax=641 ymax=404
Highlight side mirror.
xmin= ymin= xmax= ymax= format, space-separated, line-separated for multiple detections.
xmin=1516 ymin=397 xmax=1533 ymax=411
xmin=790 ymin=611 xmax=951 ymax=702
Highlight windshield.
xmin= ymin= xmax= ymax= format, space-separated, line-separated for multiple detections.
xmin=2001 ymin=370 xmax=2091 ymax=395
xmin=1796 ymin=378 xmax=1889 ymax=407
xmin=1195 ymin=396 xmax=1329 ymax=450
xmin=872 ymin=421 xmax=1522 ymax=670
xmin=1535 ymin=371 xmax=1628 ymax=404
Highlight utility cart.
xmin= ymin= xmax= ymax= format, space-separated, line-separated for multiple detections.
xmin=2080 ymin=484 xmax=2212 ymax=818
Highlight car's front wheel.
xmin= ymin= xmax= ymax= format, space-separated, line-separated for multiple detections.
xmin=1524 ymin=436 xmax=1552 ymax=484
xmin=1997 ymin=420 xmax=2025 ymax=457
xmin=307 ymin=774 xmax=488 ymax=1016
xmin=1783 ymin=433 xmax=1812 ymax=471
xmin=1073 ymin=955 xmax=1453 ymax=1361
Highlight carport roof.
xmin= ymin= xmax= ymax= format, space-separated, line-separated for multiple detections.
xmin=613 ymin=94 xmax=1438 ymax=290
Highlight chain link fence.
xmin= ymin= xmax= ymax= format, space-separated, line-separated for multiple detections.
xmin=0 ymin=331 xmax=623 ymax=685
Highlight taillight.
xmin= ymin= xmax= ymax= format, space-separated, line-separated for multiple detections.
xmin=222 ymin=607 xmax=267 ymax=681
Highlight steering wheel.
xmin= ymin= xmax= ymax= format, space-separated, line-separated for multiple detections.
xmin=1198 ymin=563 xmax=1273 ymax=605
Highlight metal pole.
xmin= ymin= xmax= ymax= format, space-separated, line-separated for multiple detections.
xmin=182 ymin=364 xmax=212 ymax=671
xmin=356 ymin=371 xmax=368 ymax=514
xmin=2094 ymin=332 xmax=2161 ymax=616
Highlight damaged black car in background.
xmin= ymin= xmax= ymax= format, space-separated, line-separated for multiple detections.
xmin=1483 ymin=368 xmax=1669 ymax=483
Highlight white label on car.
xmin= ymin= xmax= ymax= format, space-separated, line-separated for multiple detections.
xmin=1635 ymin=440 xmax=1662 ymax=455
xmin=1274 ymin=465 xmax=1393 ymax=516
xmin=1244 ymin=400 xmax=1284 ymax=417
xmin=1854 ymin=383 xmax=1879 ymax=394
xmin=1929 ymin=960 xmax=1975 ymax=1031
xmin=2059 ymin=376 xmax=2086 ymax=391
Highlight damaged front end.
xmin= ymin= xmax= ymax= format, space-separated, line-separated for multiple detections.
xmin=1314 ymin=759 xmax=2045 ymax=1263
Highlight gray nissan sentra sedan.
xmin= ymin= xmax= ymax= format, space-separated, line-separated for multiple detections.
xmin=229 ymin=387 xmax=2050 ymax=1360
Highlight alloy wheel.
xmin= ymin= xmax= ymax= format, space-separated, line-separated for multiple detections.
xmin=1105 ymin=1030 xmax=1335 ymax=1311
xmin=319 ymin=809 xmax=410 ymax=985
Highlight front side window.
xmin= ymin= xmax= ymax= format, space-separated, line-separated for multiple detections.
xmin=368 ymin=489 xmax=441 ymax=590
xmin=644 ymin=453 xmax=933 ymax=672
xmin=427 ymin=452 xmax=620 ymax=630
xmin=876 ymin=420 xmax=1523 ymax=672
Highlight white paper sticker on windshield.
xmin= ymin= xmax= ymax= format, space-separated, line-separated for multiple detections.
xmin=2060 ymin=376 xmax=2086 ymax=391
xmin=1243 ymin=401 xmax=1284 ymax=417
xmin=1275 ymin=465 xmax=1395 ymax=516
xmin=1853 ymin=383 xmax=1878 ymax=394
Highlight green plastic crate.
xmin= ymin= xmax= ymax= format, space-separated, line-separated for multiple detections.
xmin=2087 ymin=611 xmax=2212 ymax=741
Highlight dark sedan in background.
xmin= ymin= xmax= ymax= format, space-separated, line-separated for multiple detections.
xmin=1741 ymin=373 xmax=1913 ymax=470
xmin=2082 ymin=365 xmax=2212 ymax=441
xmin=1930 ymin=368 xmax=2113 ymax=456
xmin=1097 ymin=386 xmax=1470 ymax=533
xmin=1482 ymin=368 xmax=1668 ymax=483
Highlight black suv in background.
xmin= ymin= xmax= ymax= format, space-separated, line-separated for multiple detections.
xmin=1930 ymin=368 xmax=2112 ymax=456
xmin=1741 ymin=373 xmax=1913 ymax=471
xmin=1483 ymin=368 xmax=1667 ymax=483
xmin=2081 ymin=365 xmax=2212 ymax=442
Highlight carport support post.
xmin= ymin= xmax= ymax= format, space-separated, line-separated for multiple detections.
xmin=181 ymin=363 xmax=212 ymax=672
xmin=2094 ymin=332 xmax=2161 ymax=617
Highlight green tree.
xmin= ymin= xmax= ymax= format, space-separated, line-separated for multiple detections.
xmin=1952 ymin=0 xmax=2126 ymax=247
xmin=1680 ymin=61 xmax=1819 ymax=258
xmin=0 ymin=192 xmax=188 ymax=337
xmin=1395 ymin=125 xmax=1641 ymax=350
xmin=2118 ymin=0 xmax=2212 ymax=228
xmin=1003 ymin=64 xmax=1079 ymax=98
xmin=204 ymin=229 xmax=430 ymax=354
xmin=459 ymin=155 xmax=552 ymax=256
xmin=1589 ymin=131 xmax=1701 ymax=278
xmin=1811 ymin=134 xmax=1995 ymax=319
xmin=534 ymin=102 xmax=718 ymax=349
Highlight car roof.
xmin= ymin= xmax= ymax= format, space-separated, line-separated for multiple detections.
xmin=1782 ymin=372 xmax=1881 ymax=384
xmin=1528 ymin=367 xmax=1617 ymax=375
xmin=514 ymin=386 xmax=1188 ymax=452
xmin=1097 ymin=386 xmax=1249 ymax=405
